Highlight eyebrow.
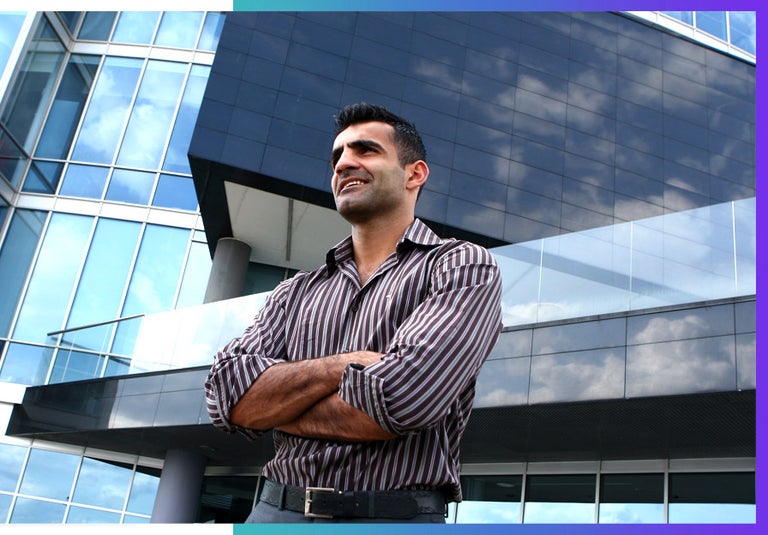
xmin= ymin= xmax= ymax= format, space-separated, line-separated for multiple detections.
xmin=330 ymin=138 xmax=385 ymax=167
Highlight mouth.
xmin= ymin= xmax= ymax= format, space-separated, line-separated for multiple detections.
xmin=337 ymin=178 xmax=368 ymax=194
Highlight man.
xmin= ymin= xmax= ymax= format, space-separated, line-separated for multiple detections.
xmin=205 ymin=103 xmax=502 ymax=523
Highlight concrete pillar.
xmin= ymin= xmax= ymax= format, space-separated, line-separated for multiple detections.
xmin=150 ymin=449 xmax=207 ymax=523
xmin=204 ymin=237 xmax=251 ymax=303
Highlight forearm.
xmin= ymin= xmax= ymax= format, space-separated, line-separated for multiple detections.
xmin=230 ymin=351 xmax=382 ymax=431
xmin=277 ymin=393 xmax=397 ymax=442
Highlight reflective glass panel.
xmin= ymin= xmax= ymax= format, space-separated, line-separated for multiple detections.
xmin=0 ymin=19 xmax=65 ymax=151
xmin=0 ymin=209 xmax=46 ymax=337
xmin=58 ymin=164 xmax=110 ymax=199
xmin=112 ymin=12 xmax=160 ymax=45
xmin=734 ymin=197 xmax=756 ymax=295
xmin=669 ymin=472 xmax=755 ymax=523
xmin=523 ymin=474 xmax=596 ymax=523
xmin=35 ymin=54 xmax=100 ymax=160
xmin=0 ymin=443 xmax=27 ymax=492
xmin=0 ymin=126 xmax=27 ymax=186
xmin=175 ymin=240 xmax=213 ymax=308
xmin=66 ymin=218 xmax=141 ymax=348
xmin=662 ymin=11 xmax=693 ymax=24
xmin=105 ymin=169 xmax=156 ymax=205
xmin=493 ymin=241 xmax=541 ymax=326
xmin=18 ymin=448 xmax=79 ymax=501
xmin=198 ymin=12 xmax=225 ymax=51
xmin=10 ymin=497 xmax=66 ymax=523
xmin=21 ymin=160 xmax=64 ymax=193
xmin=73 ymin=457 xmax=132 ymax=510
xmin=729 ymin=12 xmax=756 ymax=55
xmin=163 ymin=64 xmax=209 ymax=174
xmin=116 ymin=60 xmax=187 ymax=169
xmin=49 ymin=349 xmax=103 ymax=383
xmin=77 ymin=11 xmax=116 ymax=41
xmin=529 ymin=348 xmax=625 ymax=403
xmin=0 ymin=13 xmax=26 ymax=75
xmin=696 ymin=12 xmax=728 ymax=41
xmin=0 ymin=343 xmax=54 ymax=385
xmin=71 ymin=56 xmax=143 ymax=164
xmin=12 ymin=213 xmax=93 ymax=343
xmin=66 ymin=506 xmax=121 ymax=523
xmin=598 ymin=473 xmax=664 ymax=523
xmin=154 ymin=12 xmax=203 ymax=49
xmin=1 ymin=493 xmax=11 ymax=523
xmin=126 ymin=468 xmax=160 ymax=515
xmin=456 ymin=475 xmax=522 ymax=523
xmin=152 ymin=175 xmax=198 ymax=211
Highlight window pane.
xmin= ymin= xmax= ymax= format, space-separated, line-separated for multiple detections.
xmin=71 ymin=56 xmax=143 ymax=164
xmin=0 ymin=443 xmax=27 ymax=492
xmin=0 ymin=13 xmax=26 ymax=75
xmin=35 ymin=54 xmax=100 ymax=160
xmin=0 ymin=493 xmax=11 ymax=523
xmin=112 ymin=12 xmax=160 ymax=45
xmin=198 ymin=12 xmax=225 ymax=51
xmin=456 ymin=475 xmax=522 ymax=523
xmin=10 ymin=497 xmax=66 ymax=523
xmin=49 ymin=349 xmax=102 ymax=383
xmin=77 ymin=11 xmax=116 ymax=41
xmin=662 ymin=11 xmax=693 ymax=25
xmin=126 ymin=468 xmax=160 ymax=515
xmin=696 ymin=12 xmax=728 ymax=41
xmin=0 ymin=342 xmax=54 ymax=385
xmin=598 ymin=473 xmax=665 ymax=523
xmin=154 ymin=12 xmax=203 ymax=49
xmin=21 ymin=160 xmax=64 ymax=194
xmin=66 ymin=218 xmax=141 ymax=345
xmin=0 ymin=19 xmax=65 ymax=151
xmin=18 ymin=448 xmax=79 ymax=501
xmin=0 ymin=209 xmax=46 ymax=337
xmin=73 ymin=457 xmax=132 ymax=510
xmin=729 ymin=12 xmax=756 ymax=55
xmin=162 ymin=64 xmax=209 ymax=174
xmin=0 ymin=126 xmax=28 ymax=186
xmin=175 ymin=241 xmax=212 ymax=308
xmin=116 ymin=60 xmax=187 ymax=169
xmin=152 ymin=175 xmax=198 ymax=211
xmin=599 ymin=503 xmax=665 ymax=523
xmin=59 ymin=164 xmax=110 ymax=199
xmin=66 ymin=506 xmax=121 ymax=523
xmin=12 ymin=213 xmax=93 ymax=343
xmin=104 ymin=169 xmax=155 ymax=205
xmin=523 ymin=474 xmax=596 ymax=524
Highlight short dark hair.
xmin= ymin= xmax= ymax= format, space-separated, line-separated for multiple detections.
xmin=334 ymin=103 xmax=426 ymax=166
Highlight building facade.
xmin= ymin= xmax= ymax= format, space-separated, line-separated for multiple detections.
xmin=0 ymin=10 xmax=756 ymax=524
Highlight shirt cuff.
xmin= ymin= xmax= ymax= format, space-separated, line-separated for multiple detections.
xmin=338 ymin=363 xmax=400 ymax=436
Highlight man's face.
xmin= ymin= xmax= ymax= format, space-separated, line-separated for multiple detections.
xmin=330 ymin=121 xmax=410 ymax=224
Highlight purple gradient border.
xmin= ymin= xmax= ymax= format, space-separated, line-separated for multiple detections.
xmin=231 ymin=0 xmax=763 ymax=532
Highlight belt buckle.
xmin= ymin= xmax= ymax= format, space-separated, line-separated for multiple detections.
xmin=304 ymin=486 xmax=337 ymax=518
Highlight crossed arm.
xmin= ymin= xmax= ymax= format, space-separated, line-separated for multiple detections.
xmin=229 ymin=350 xmax=397 ymax=442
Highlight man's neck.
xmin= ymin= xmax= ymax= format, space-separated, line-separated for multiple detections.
xmin=350 ymin=215 xmax=414 ymax=284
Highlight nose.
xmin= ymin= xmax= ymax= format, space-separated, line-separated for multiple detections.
xmin=333 ymin=147 xmax=359 ymax=175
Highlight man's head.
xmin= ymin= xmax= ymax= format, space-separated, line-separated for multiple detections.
xmin=334 ymin=103 xmax=426 ymax=167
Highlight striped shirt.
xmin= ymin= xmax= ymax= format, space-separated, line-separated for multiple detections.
xmin=205 ymin=219 xmax=501 ymax=502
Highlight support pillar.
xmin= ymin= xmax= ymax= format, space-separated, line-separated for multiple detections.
xmin=150 ymin=449 xmax=207 ymax=523
xmin=204 ymin=237 xmax=251 ymax=303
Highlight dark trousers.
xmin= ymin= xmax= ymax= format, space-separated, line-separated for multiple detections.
xmin=246 ymin=500 xmax=447 ymax=524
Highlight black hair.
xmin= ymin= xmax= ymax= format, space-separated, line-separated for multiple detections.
xmin=334 ymin=102 xmax=427 ymax=166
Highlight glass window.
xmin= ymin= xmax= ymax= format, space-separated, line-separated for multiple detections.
xmin=58 ymin=164 xmax=110 ymax=199
xmin=104 ymin=169 xmax=156 ymax=205
xmin=77 ymin=11 xmax=116 ymax=41
xmin=175 ymin=240 xmax=212 ymax=308
xmin=599 ymin=473 xmax=665 ymax=523
xmin=71 ymin=56 xmax=143 ymax=164
xmin=523 ymin=474 xmax=596 ymax=523
xmin=18 ymin=448 xmax=79 ymax=501
xmin=662 ymin=11 xmax=693 ymax=25
xmin=0 ymin=492 xmax=11 ymax=523
xmin=126 ymin=467 xmax=160 ymax=516
xmin=669 ymin=472 xmax=755 ymax=523
xmin=0 ymin=126 xmax=28 ymax=186
xmin=35 ymin=54 xmax=101 ymax=161
xmin=162 ymin=64 xmax=210 ymax=174
xmin=116 ymin=60 xmax=187 ymax=170
xmin=21 ymin=160 xmax=64 ymax=194
xmin=0 ymin=443 xmax=27 ymax=492
xmin=112 ymin=12 xmax=160 ymax=45
xmin=49 ymin=349 xmax=102 ymax=384
xmin=0 ymin=342 xmax=54 ymax=386
xmin=65 ymin=218 xmax=141 ymax=350
xmin=12 ymin=213 xmax=93 ymax=344
xmin=455 ymin=475 xmax=522 ymax=523
xmin=696 ymin=12 xmax=728 ymax=41
xmin=198 ymin=12 xmax=225 ymax=51
xmin=73 ymin=457 xmax=133 ymax=510
xmin=57 ymin=12 xmax=80 ymax=35
xmin=729 ymin=12 xmax=756 ymax=55
xmin=10 ymin=497 xmax=66 ymax=523
xmin=154 ymin=12 xmax=203 ymax=49
xmin=0 ymin=18 xmax=65 ymax=152
xmin=152 ymin=175 xmax=198 ymax=211
xmin=0 ymin=209 xmax=46 ymax=338
xmin=66 ymin=506 xmax=121 ymax=523
xmin=0 ymin=13 xmax=27 ymax=76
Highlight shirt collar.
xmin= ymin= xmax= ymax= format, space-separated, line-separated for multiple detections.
xmin=325 ymin=218 xmax=444 ymax=273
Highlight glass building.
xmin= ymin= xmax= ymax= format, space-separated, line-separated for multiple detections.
xmin=0 ymin=10 xmax=756 ymax=524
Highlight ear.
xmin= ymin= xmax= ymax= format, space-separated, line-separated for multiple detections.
xmin=405 ymin=160 xmax=429 ymax=191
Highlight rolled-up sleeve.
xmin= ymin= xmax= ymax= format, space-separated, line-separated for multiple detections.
xmin=204 ymin=279 xmax=292 ymax=438
xmin=338 ymin=243 xmax=502 ymax=436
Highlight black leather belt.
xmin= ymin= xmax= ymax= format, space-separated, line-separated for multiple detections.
xmin=259 ymin=479 xmax=447 ymax=519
